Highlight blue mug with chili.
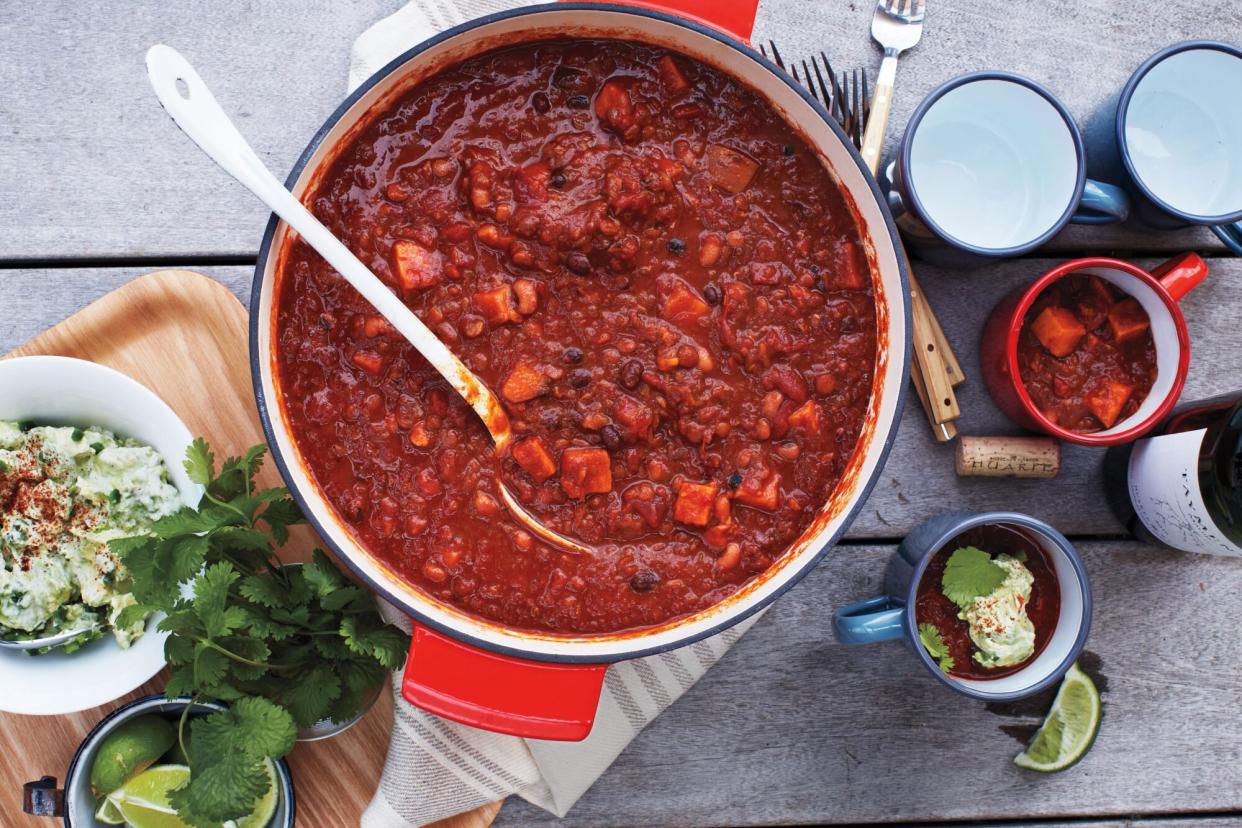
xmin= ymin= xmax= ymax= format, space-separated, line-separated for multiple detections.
xmin=1115 ymin=40 xmax=1242 ymax=255
xmin=882 ymin=71 xmax=1130 ymax=268
xmin=833 ymin=512 xmax=1092 ymax=701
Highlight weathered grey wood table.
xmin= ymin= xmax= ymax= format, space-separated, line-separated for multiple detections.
xmin=4 ymin=1 xmax=1241 ymax=825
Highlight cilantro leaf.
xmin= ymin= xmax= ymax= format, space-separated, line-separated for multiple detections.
xmin=151 ymin=505 xmax=232 ymax=538
xmin=917 ymin=622 xmax=955 ymax=674
xmin=184 ymin=438 xmax=216 ymax=489
xmin=193 ymin=563 xmax=243 ymax=638
xmin=341 ymin=616 xmax=408 ymax=670
xmin=281 ymin=665 xmax=342 ymax=728
xmin=941 ymin=546 xmax=1008 ymax=609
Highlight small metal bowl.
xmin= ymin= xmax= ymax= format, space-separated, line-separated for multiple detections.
xmin=22 ymin=695 xmax=296 ymax=826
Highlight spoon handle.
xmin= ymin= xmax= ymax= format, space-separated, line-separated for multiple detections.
xmin=145 ymin=45 xmax=508 ymax=443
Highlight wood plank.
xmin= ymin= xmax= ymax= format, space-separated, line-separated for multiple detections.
xmin=0 ymin=271 xmax=392 ymax=828
xmin=494 ymin=540 xmax=1242 ymax=825
xmin=1 ymin=0 xmax=1235 ymax=260
xmin=1 ymin=258 xmax=1238 ymax=542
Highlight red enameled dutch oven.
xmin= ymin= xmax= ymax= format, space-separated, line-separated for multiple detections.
xmin=250 ymin=0 xmax=911 ymax=740
xmin=981 ymin=252 xmax=1207 ymax=447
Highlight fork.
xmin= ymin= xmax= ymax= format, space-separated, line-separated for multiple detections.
xmin=860 ymin=0 xmax=926 ymax=174
xmin=759 ymin=42 xmax=869 ymax=149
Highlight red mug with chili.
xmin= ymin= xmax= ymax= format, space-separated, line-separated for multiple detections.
xmin=981 ymin=253 xmax=1208 ymax=446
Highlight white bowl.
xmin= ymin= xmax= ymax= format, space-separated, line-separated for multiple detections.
xmin=0 ymin=356 xmax=202 ymax=715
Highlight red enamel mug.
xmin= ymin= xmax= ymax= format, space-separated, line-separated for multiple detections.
xmin=981 ymin=253 xmax=1208 ymax=446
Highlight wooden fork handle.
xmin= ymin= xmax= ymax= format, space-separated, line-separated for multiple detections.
xmin=860 ymin=53 xmax=897 ymax=176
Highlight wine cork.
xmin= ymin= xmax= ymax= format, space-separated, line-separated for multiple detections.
xmin=955 ymin=436 xmax=1061 ymax=479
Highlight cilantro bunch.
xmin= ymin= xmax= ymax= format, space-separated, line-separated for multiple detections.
xmin=110 ymin=439 xmax=410 ymax=827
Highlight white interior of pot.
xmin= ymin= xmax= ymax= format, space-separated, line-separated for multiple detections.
xmin=255 ymin=8 xmax=908 ymax=660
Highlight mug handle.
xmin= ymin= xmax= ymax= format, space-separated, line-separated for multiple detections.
xmin=22 ymin=777 xmax=62 ymax=817
xmin=1070 ymin=179 xmax=1131 ymax=225
xmin=1211 ymin=222 xmax=1242 ymax=256
xmin=833 ymin=596 xmax=906 ymax=645
xmin=1151 ymin=251 xmax=1209 ymax=302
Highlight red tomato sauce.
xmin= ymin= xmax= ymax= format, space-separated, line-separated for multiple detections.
xmin=274 ymin=40 xmax=878 ymax=634
xmin=915 ymin=525 xmax=1060 ymax=680
xmin=1018 ymin=274 xmax=1157 ymax=433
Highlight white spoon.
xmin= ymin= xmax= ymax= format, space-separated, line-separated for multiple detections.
xmin=146 ymin=45 xmax=589 ymax=555
xmin=0 ymin=622 xmax=99 ymax=652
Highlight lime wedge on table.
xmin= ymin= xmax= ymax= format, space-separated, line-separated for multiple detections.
xmin=94 ymin=795 xmax=125 ymax=824
xmin=106 ymin=764 xmax=192 ymax=828
xmin=224 ymin=758 xmax=280 ymax=828
xmin=1014 ymin=663 xmax=1102 ymax=772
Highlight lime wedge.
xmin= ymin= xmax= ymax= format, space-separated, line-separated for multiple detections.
xmin=1014 ymin=663 xmax=1102 ymax=772
xmin=223 ymin=758 xmax=280 ymax=828
xmin=109 ymin=764 xmax=192 ymax=828
xmin=94 ymin=795 xmax=126 ymax=825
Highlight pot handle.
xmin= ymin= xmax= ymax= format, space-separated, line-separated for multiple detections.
xmin=22 ymin=777 xmax=63 ymax=817
xmin=401 ymin=624 xmax=608 ymax=741
xmin=1151 ymin=252 xmax=1209 ymax=302
xmin=564 ymin=0 xmax=758 ymax=43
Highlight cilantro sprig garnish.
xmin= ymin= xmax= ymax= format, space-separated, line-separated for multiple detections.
xmin=917 ymin=623 xmax=955 ymax=674
xmin=940 ymin=546 xmax=1008 ymax=609
xmin=110 ymin=439 xmax=410 ymax=827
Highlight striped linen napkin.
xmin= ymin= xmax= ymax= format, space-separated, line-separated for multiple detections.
xmin=351 ymin=5 xmax=765 ymax=825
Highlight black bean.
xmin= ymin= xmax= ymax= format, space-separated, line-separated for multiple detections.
xmin=619 ymin=359 xmax=643 ymax=390
xmin=531 ymin=91 xmax=551 ymax=114
xmin=563 ymin=347 xmax=584 ymax=364
xmin=782 ymin=144 xmax=795 ymax=156
xmin=600 ymin=424 xmax=622 ymax=450
xmin=564 ymin=251 xmax=592 ymax=276
xmin=552 ymin=66 xmax=584 ymax=89
xmin=703 ymin=283 xmax=722 ymax=305
xmin=667 ymin=238 xmax=685 ymax=254
xmin=568 ymin=369 xmax=592 ymax=389
xmin=727 ymin=472 xmax=743 ymax=489
xmin=551 ymin=171 xmax=567 ymax=189
xmin=630 ymin=569 xmax=661 ymax=592
xmin=567 ymin=94 xmax=590 ymax=109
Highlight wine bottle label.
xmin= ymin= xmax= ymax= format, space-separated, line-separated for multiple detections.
xmin=1128 ymin=428 xmax=1242 ymax=556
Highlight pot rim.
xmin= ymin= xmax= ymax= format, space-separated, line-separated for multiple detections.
xmin=1002 ymin=256 xmax=1190 ymax=447
xmin=248 ymin=1 xmax=911 ymax=663
xmin=1115 ymin=39 xmax=1242 ymax=226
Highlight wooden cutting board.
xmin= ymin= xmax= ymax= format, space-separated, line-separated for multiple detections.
xmin=1 ymin=270 xmax=500 ymax=828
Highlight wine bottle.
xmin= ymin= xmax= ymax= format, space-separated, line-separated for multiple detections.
xmin=1104 ymin=392 xmax=1242 ymax=555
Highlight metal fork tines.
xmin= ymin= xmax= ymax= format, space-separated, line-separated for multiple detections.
xmin=759 ymin=42 xmax=869 ymax=149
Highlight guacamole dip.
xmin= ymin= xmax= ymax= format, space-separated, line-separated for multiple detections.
xmin=0 ymin=421 xmax=181 ymax=650
xmin=960 ymin=554 xmax=1036 ymax=669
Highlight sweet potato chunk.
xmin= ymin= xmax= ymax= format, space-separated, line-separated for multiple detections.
xmin=512 ymin=436 xmax=556 ymax=483
xmin=513 ymin=161 xmax=550 ymax=204
xmin=674 ymin=481 xmax=718 ymax=527
xmin=473 ymin=285 xmax=518 ymax=325
xmin=613 ymin=393 xmax=655 ymax=440
xmin=501 ymin=363 xmax=546 ymax=403
xmin=1087 ymin=381 xmax=1134 ymax=428
xmin=392 ymin=241 xmax=444 ymax=291
xmin=704 ymin=144 xmax=759 ymax=194
xmin=1108 ymin=298 xmax=1150 ymax=344
xmin=662 ymin=281 xmax=711 ymax=326
xmin=561 ymin=447 xmax=612 ymax=499
xmin=1030 ymin=306 xmax=1086 ymax=358
xmin=788 ymin=400 xmax=821 ymax=434
xmin=733 ymin=468 xmax=781 ymax=511
xmin=351 ymin=351 xmax=384 ymax=376
xmin=657 ymin=55 xmax=690 ymax=96
xmin=594 ymin=79 xmax=635 ymax=134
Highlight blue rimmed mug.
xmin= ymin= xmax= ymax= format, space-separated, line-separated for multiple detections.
xmin=882 ymin=72 xmax=1130 ymax=268
xmin=833 ymin=512 xmax=1093 ymax=701
xmin=1116 ymin=40 xmax=1242 ymax=255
